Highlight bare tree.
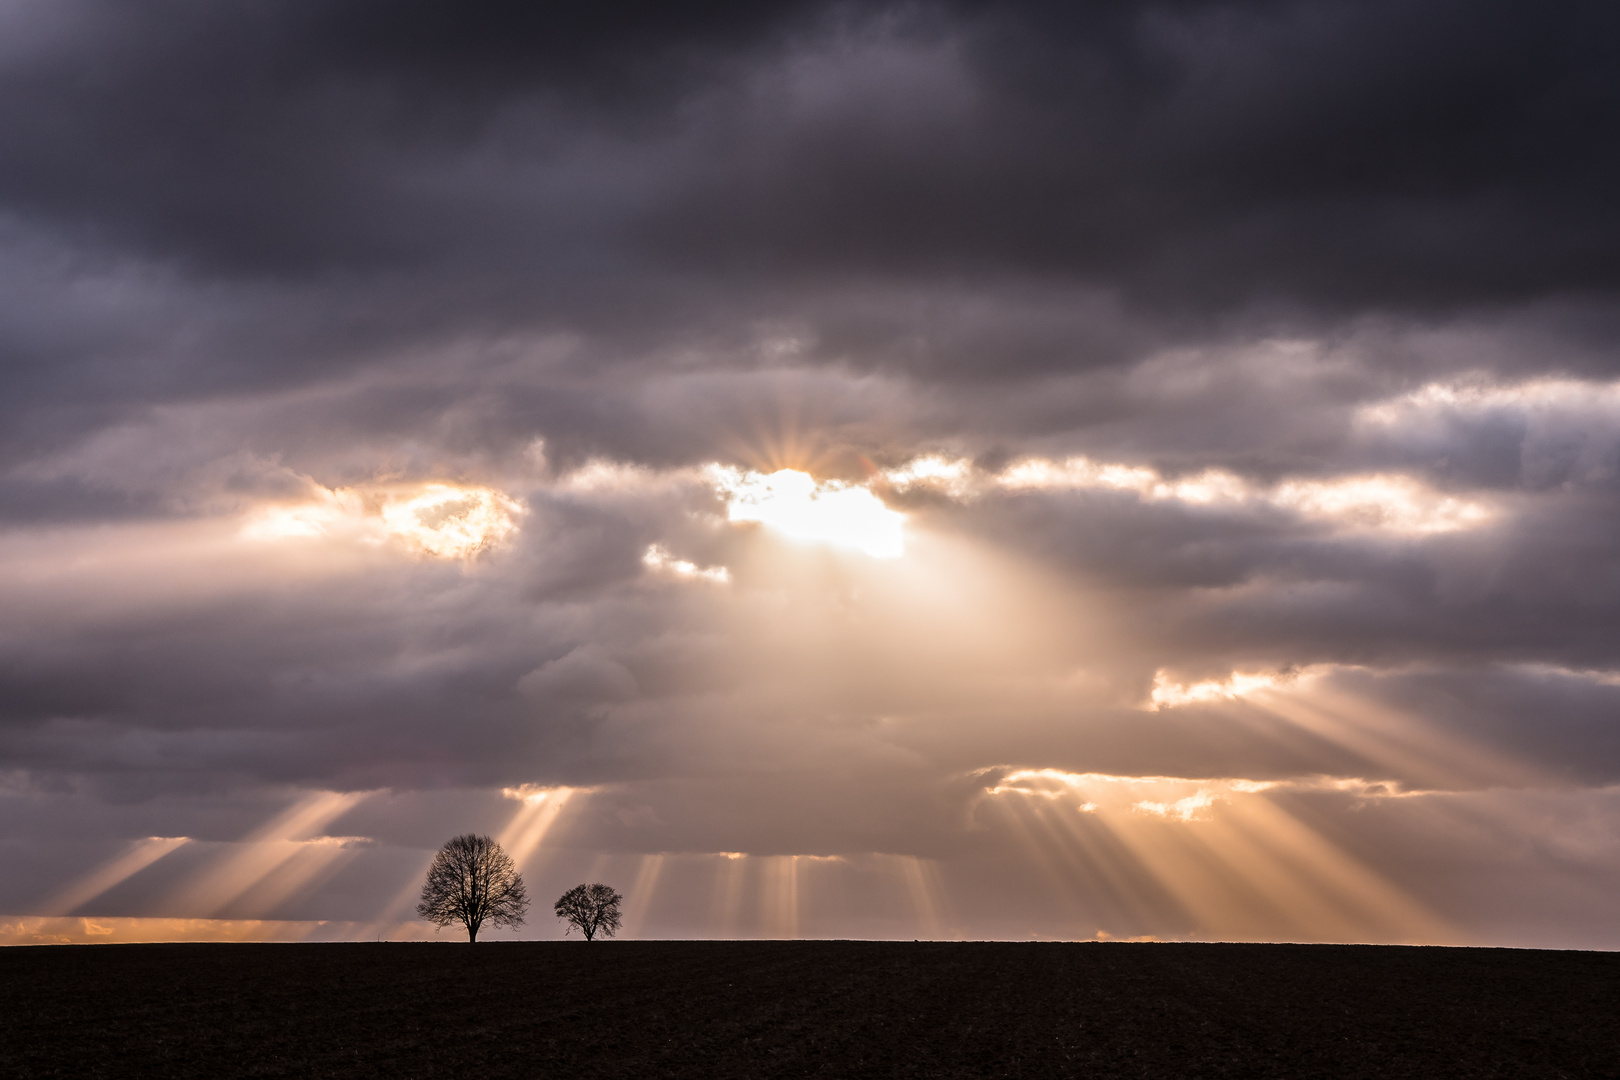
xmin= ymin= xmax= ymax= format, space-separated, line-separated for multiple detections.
xmin=416 ymin=834 xmax=529 ymax=943
xmin=554 ymin=882 xmax=624 ymax=941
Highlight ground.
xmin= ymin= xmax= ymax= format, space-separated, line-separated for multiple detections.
xmin=2 ymin=940 xmax=1616 ymax=1078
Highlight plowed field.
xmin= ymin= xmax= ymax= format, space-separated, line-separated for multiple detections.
xmin=3 ymin=941 xmax=1616 ymax=1078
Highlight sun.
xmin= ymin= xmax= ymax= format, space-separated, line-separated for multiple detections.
xmin=710 ymin=466 xmax=905 ymax=558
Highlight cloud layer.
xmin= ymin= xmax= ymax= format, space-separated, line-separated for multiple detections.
xmin=2 ymin=0 xmax=1618 ymax=947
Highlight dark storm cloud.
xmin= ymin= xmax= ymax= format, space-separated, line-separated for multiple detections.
xmin=3 ymin=0 xmax=1618 ymax=506
xmin=5 ymin=0 xmax=1616 ymax=295
xmin=3 ymin=0 xmax=1617 ymax=357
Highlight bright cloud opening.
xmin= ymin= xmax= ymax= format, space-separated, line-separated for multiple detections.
xmin=882 ymin=454 xmax=979 ymax=499
xmin=1135 ymin=789 xmax=1218 ymax=821
xmin=378 ymin=484 xmax=520 ymax=558
xmin=643 ymin=544 xmax=730 ymax=583
xmin=240 ymin=481 xmax=521 ymax=558
xmin=982 ymin=768 xmax=1425 ymax=819
xmin=1149 ymin=668 xmax=1315 ymax=709
xmin=710 ymin=466 xmax=905 ymax=558
xmin=1357 ymin=376 xmax=1620 ymax=423
xmin=986 ymin=769 xmax=1241 ymax=821
xmin=995 ymin=455 xmax=1490 ymax=535
xmin=1269 ymin=475 xmax=1490 ymax=534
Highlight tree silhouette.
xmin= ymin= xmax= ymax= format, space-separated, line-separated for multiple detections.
xmin=554 ymin=882 xmax=624 ymax=941
xmin=416 ymin=834 xmax=529 ymax=943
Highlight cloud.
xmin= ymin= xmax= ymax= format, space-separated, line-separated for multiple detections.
xmin=2 ymin=0 xmax=1620 ymax=947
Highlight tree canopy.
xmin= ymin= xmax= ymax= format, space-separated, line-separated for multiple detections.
xmin=416 ymin=833 xmax=529 ymax=943
xmin=554 ymin=882 xmax=623 ymax=941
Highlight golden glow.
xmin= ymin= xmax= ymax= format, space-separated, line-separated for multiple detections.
xmin=765 ymin=855 xmax=802 ymax=938
xmin=169 ymin=790 xmax=369 ymax=917
xmin=642 ymin=543 xmax=730 ymax=583
xmin=981 ymin=767 xmax=1452 ymax=942
xmin=1244 ymin=679 xmax=1538 ymax=792
xmin=709 ymin=852 xmax=749 ymax=935
xmin=240 ymin=481 xmax=521 ymax=559
xmin=620 ymin=854 xmax=668 ymax=938
xmin=894 ymin=855 xmax=950 ymax=938
xmin=0 ymin=914 xmax=464 ymax=945
xmin=378 ymin=484 xmax=520 ymax=557
xmin=0 ymin=915 xmax=337 ymax=945
xmin=710 ymin=466 xmax=905 ymax=558
xmin=496 ymin=785 xmax=580 ymax=866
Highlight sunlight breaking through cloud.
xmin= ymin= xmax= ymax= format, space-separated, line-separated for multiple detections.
xmin=881 ymin=455 xmax=978 ymax=499
xmin=240 ymin=482 xmax=521 ymax=558
xmin=643 ymin=544 xmax=730 ymax=583
xmin=168 ymin=791 xmax=370 ymax=918
xmin=1149 ymin=668 xmax=1318 ymax=709
xmin=1357 ymin=376 xmax=1620 ymax=423
xmin=710 ymin=466 xmax=905 ymax=558
xmin=978 ymin=767 xmax=1452 ymax=942
xmin=379 ymin=484 xmax=521 ymax=557
xmin=497 ymin=784 xmax=587 ymax=868
xmin=881 ymin=451 xmax=1495 ymax=533
xmin=996 ymin=457 xmax=1491 ymax=534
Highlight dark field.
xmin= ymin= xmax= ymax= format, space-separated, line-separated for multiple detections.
xmin=3 ymin=941 xmax=1617 ymax=1079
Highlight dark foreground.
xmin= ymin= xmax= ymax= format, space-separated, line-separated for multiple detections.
xmin=3 ymin=941 xmax=1617 ymax=1079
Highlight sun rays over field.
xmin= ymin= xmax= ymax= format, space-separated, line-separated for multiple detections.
xmin=11 ymin=652 xmax=1615 ymax=946
xmin=8 ymin=433 xmax=1614 ymax=948
xmin=10 ymin=444 xmax=1607 ymax=946
xmin=8 ymin=0 xmax=1620 ymax=963
xmin=167 ymin=792 xmax=372 ymax=919
xmin=40 ymin=837 xmax=192 ymax=916
xmin=498 ymin=785 xmax=582 ymax=867
xmin=976 ymin=768 xmax=1450 ymax=943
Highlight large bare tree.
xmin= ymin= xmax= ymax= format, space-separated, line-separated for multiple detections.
xmin=554 ymin=882 xmax=624 ymax=941
xmin=416 ymin=834 xmax=529 ymax=943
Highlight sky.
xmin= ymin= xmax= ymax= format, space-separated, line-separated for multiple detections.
xmin=3 ymin=0 xmax=1619 ymax=948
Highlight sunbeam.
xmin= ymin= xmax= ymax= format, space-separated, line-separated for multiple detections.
xmin=497 ymin=785 xmax=582 ymax=868
xmin=169 ymin=791 xmax=369 ymax=918
xmin=620 ymin=854 xmax=667 ymax=938
xmin=980 ymin=769 xmax=1451 ymax=942
xmin=39 ymin=836 xmax=191 ymax=916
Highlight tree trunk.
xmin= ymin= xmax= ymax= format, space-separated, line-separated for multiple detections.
xmin=468 ymin=924 xmax=479 ymax=943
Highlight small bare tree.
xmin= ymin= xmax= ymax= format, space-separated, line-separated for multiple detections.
xmin=554 ymin=882 xmax=623 ymax=941
xmin=416 ymin=834 xmax=529 ymax=943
